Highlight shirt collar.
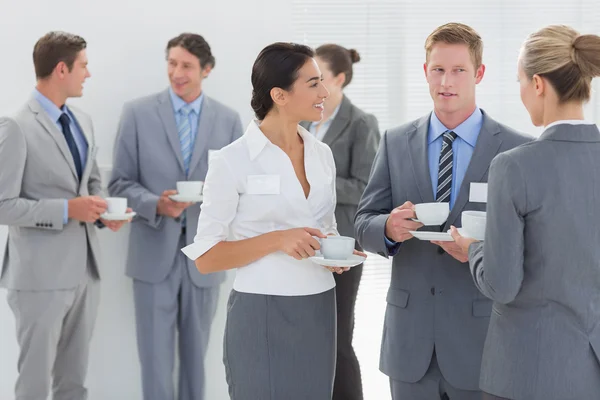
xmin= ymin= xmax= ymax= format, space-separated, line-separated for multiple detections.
xmin=168 ymin=87 xmax=204 ymax=115
xmin=245 ymin=120 xmax=317 ymax=161
xmin=33 ymin=88 xmax=69 ymax=123
xmin=544 ymin=119 xmax=595 ymax=130
xmin=428 ymin=107 xmax=482 ymax=147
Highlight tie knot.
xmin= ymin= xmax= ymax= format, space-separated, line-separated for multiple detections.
xmin=180 ymin=105 xmax=193 ymax=116
xmin=443 ymin=130 xmax=457 ymax=144
xmin=58 ymin=113 xmax=70 ymax=125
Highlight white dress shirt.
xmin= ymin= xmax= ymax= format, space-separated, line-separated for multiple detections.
xmin=182 ymin=120 xmax=338 ymax=296
xmin=544 ymin=119 xmax=596 ymax=130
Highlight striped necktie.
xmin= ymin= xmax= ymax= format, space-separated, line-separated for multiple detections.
xmin=436 ymin=130 xmax=457 ymax=204
xmin=178 ymin=105 xmax=193 ymax=175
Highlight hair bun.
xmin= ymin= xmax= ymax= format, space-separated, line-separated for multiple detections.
xmin=348 ymin=49 xmax=361 ymax=63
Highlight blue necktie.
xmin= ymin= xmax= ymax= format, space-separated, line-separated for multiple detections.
xmin=178 ymin=105 xmax=193 ymax=175
xmin=58 ymin=113 xmax=82 ymax=180
xmin=178 ymin=105 xmax=194 ymax=227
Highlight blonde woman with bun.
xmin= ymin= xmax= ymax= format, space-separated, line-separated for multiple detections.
xmin=300 ymin=44 xmax=380 ymax=400
xmin=452 ymin=25 xmax=600 ymax=400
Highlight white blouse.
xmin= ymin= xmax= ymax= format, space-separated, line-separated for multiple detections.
xmin=182 ymin=120 xmax=338 ymax=296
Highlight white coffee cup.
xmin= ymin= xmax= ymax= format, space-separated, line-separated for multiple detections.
xmin=320 ymin=236 xmax=355 ymax=260
xmin=461 ymin=211 xmax=487 ymax=240
xmin=177 ymin=181 xmax=204 ymax=196
xmin=106 ymin=197 xmax=127 ymax=215
xmin=414 ymin=202 xmax=450 ymax=225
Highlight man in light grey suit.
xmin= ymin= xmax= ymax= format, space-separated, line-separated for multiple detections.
xmin=0 ymin=32 xmax=128 ymax=400
xmin=354 ymin=23 xmax=532 ymax=400
xmin=108 ymin=33 xmax=243 ymax=400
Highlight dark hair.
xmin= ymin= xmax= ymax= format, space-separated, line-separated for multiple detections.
xmin=315 ymin=44 xmax=360 ymax=88
xmin=251 ymin=42 xmax=314 ymax=120
xmin=33 ymin=31 xmax=87 ymax=79
xmin=166 ymin=33 xmax=215 ymax=69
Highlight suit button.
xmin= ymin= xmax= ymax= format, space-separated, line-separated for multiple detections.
xmin=430 ymin=287 xmax=435 ymax=296
xmin=437 ymin=247 xmax=444 ymax=255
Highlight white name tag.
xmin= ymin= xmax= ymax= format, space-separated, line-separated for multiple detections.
xmin=247 ymin=175 xmax=280 ymax=195
xmin=469 ymin=182 xmax=488 ymax=203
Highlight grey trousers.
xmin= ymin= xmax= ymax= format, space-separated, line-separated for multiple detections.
xmin=224 ymin=288 xmax=337 ymax=400
xmin=390 ymin=351 xmax=481 ymax=400
xmin=133 ymin=235 xmax=219 ymax=400
xmin=7 ymin=267 xmax=100 ymax=400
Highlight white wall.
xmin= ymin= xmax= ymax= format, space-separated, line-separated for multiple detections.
xmin=0 ymin=1 xmax=292 ymax=398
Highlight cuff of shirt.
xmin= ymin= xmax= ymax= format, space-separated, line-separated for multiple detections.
xmin=63 ymin=200 xmax=68 ymax=224
xmin=384 ymin=235 xmax=401 ymax=256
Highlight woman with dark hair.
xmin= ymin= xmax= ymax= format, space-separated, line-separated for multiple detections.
xmin=182 ymin=42 xmax=365 ymax=399
xmin=301 ymin=44 xmax=380 ymax=400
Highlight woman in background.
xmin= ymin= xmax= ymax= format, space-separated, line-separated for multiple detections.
xmin=301 ymin=44 xmax=380 ymax=400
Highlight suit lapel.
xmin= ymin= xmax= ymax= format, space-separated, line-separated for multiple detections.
xmin=68 ymin=107 xmax=95 ymax=186
xmin=188 ymin=96 xmax=216 ymax=175
xmin=157 ymin=90 xmax=186 ymax=174
xmin=28 ymin=98 xmax=78 ymax=181
xmin=322 ymin=96 xmax=352 ymax=146
xmin=444 ymin=111 xmax=502 ymax=229
xmin=408 ymin=114 xmax=435 ymax=203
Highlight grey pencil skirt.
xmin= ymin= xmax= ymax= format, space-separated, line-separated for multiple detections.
xmin=223 ymin=288 xmax=337 ymax=400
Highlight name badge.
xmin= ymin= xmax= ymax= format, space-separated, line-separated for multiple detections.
xmin=247 ymin=175 xmax=280 ymax=195
xmin=469 ymin=182 xmax=488 ymax=203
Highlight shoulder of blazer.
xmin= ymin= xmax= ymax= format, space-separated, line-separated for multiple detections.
xmin=204 ymin=95 xmax=240 ymax=121
xmin=385 ymin=113 xmax=428 ymax=139
xmin=481 ymin=109 xmax=533 ymax=146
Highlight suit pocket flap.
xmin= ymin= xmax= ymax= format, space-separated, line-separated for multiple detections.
xmin=472 ymin=299 xmax=493 ymax=317
xmin=590 ymin=323 xmax=600 ymax=363
xmin=386 ymin=288 xmax=409 ymax=308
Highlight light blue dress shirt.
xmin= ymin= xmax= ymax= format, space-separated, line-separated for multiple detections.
xmin=385 ymin=108 xmax=483 ymax=253
xmin=169 ymin=87 xmax=204 ymax=155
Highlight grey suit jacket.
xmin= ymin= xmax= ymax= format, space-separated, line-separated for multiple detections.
xmin=108 ymin=89 xmax=243 ymax=287
xmin=468 ymin=123 xmax=600 ymax=400
xmin=355 ymin=110 xmax=532 ymax=390
xmin=301 ymin=95 xmax=380 ymax=243
xmin=0 ymin=97 xmax=103 ymax=290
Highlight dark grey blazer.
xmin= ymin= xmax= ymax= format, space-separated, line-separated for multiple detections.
xmin=469 ymin=122 xmax=600 ymax=400
xmin=355 ymin=110 xmax=532 ymax=390
xmin=301 ymin=95 xmax=380 ymax=244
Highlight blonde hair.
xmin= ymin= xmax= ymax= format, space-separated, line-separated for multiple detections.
xmin=425 ymin=23 xmax=483 ymax=70
xmin=520 ymin=25 xmax=600 ymax=103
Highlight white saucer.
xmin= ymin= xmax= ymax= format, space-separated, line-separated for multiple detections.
xmin=409 ymin=230 xmax=454 ymax=241
xmin=169 ymin=194 xmax=203 ymax=203
xmin=100 ymin=211 xmax=136 ymax=221
xmin=448 ymin=228 xmax=483 ymax=241
xmin=309 ymin=254 xmax=366 ymax=268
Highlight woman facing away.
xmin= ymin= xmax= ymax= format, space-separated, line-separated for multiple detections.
xmin=451 ymin=25 xmax=600 ymax=400
xmin=182 ymin=42 xmax=365 ymax=399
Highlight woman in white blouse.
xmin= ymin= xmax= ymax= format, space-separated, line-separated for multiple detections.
xmin=182 ymin=42 xmax=365 ymax=399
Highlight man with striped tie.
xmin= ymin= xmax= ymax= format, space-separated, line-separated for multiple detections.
xmin=108 ymin=33 xmax=243 ymax=400
xmin=355 ymin=23 xmax=531 ymax=400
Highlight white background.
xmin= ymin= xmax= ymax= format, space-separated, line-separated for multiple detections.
xmin=1 ymin=0 xmax=599 ymax=399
